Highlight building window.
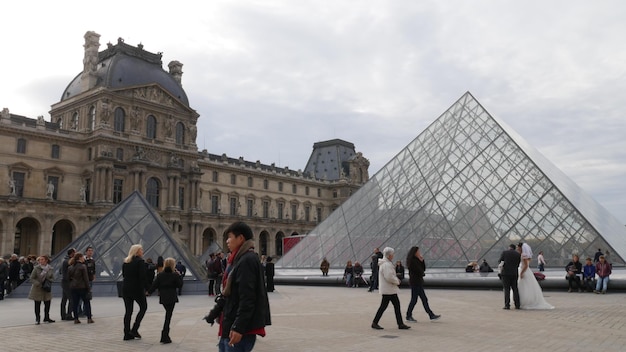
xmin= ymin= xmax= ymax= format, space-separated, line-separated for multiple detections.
xmin=87 ymin=147 xmax=92 ymax=161
xmin=333 ymin=189 xmax=338 ymax=198
xmin=278 ymin=182 xmax=283 ymax=192
xmin=276 ymin=233 xmax=284 ymax=256
xmin=179 ymin=187 xmax=185 ymax=209
xmin=116 ymin=148 xmax=124 ymax=161
xmin=292 ymin=184 xmax=297 ymax=194
xmin=16 ymin=138 xmax=26 ymax=154
xmin=291 ymin=204 xmax=297 ymax=220
xmin=51 ymin=144 xmax=60 ymax=159
xmin=247 ymin=176 xmax=253 ymax=187
xmin=211 ymin=195 xmax=219 ymax=214
xmin=113 ymin=179 xmax=123 ymax=204
xmin=71 ymin=112 xmax=79 ymax=130
xmin=212 ymin=171 xmax=219 ymax=182
xmin=305 ymin=206 xmax=311 ymax=222
xmin=114 ymin=107 xmax=125 ymax=132
xmin=12 ymin=172 xmax=25 ymax=197
xmin=247 ymin=199 xmax=254 ymax=217
xmin=278 ymin=203 xmax=284 ymax=219
xmin=263 ymin=179 xmax=269 ymax=190
xmin=56 ymin=117 xmax=63 ymax=129
xmin=231 ymin=174 xmax=236 ymax=185
xmin=176 ymin=122 xmax=185 ymax=144
xmin=146 ymin=177 xmax=160 ymax=208
xmin=230 ymin=197 xmax=238 ymax=215
xmin=88 ymin=106 xmax=96 ymax=131
xmin=317 ymin=188 xmax=321 ymax=197
xmin=47 ymin=176 xmax=59 ymax=200
xmin=262 ymin=201 xmax=269 ymax=218
xmin=316 ymin=207 xmax=322 ymax=222
xmin=146 ymin=115 xmax=157 ymax=139
xmin=305 ymin=186 xmax=310 ymax=196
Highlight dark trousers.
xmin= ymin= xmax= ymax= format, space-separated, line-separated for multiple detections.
xmin=208 ymin=279 xmax=216 ymax=295
xmin=123 ymin=295 xmax=147 ymax=334
xmin=373 ymin=294 xmax=403 ymax=326
xmin=60 ymin=281 xmax=73 ymax=319
xmin=71 ymin=288 xmax=92 ymax=319
xmin=406 ymin=284 xmax=434 ymax=318
xmin=162 ymin=303 xmax=175 ymax=331
xmin=34 ymin=300 xmax=52 ymax=322
xmin=568 ymin=275 xmax=583 ymax=290
xmin=369 ymin=270 xmax=379 ymax=290
xmin=501 ymin=274 xmax=520 ymax=308
xmin=0 ymin=278 xmax=5 ymax=299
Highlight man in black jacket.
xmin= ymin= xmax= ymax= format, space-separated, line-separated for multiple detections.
xmin=60 ymin=248 xmax=75 ymax=320
xmin=219 ymin=221 xmax=271 ymax=351
xmin=499 ymin=244 xmax=521 ymax=310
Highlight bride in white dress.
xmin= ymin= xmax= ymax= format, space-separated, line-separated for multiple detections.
xmin=515 ymin=243 xmax=554 ymax=310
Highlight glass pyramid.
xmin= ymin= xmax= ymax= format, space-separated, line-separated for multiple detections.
xmin=277 ymin=92 xmax=626 ymax=269
xmin=49 ymin=191 xmax=207 ymax=280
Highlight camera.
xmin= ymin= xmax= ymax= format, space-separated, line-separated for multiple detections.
xmin=203 ymin=294 xmax=226 ymax=326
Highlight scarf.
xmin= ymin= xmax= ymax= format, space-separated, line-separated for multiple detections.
xmin=39 ymin=264 xmax=51 ymax=282
xmin=222 ymin=239 xmax=255 ymax=297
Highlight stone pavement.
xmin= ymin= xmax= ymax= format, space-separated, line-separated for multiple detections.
xmin=1 ymin=285 xmax=625 ymax=351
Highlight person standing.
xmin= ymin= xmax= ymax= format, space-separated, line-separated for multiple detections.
xmin=68 ymin=252 xmax=93 ymax=324
xmin=175 ymin=261 xmax=186 ymax=295
xmin=122 ymin=244 xmax=149 ymax=341
xmin=368 ymin=248 xmax=383 ymax=292
xmin=207 ymin=253 xmax=218 ymax=296
xmin=499 ymin=244 xmax=521 ymax=310
xmin=60 ymin=248 xmax=76 ymax=320
xmin=265 ymin=257 xmax=275 ymax=293
xmin=595 ymin=255 xmax=612 ymax=294
xmin=537 ymin=251 xmax=546 ymax=272
xmin=371 ymin=247 xmax=410 ymax=330
xmin=405 ymin=246 xmax=440 ymax=322
xmin=0 ymin=258 xmax=7 ymax=300
xmin=593 ymin=248 xmax=603 ymax=263
xmin=217 ymin=221 xmax=271 ymax=352
xmin=28 ymin=255 xmax=55 ymax=324
xmin=7 ymin=254 xmax=20 ymax=294
xmin=320 ymin=257 xmax=330 ymax=276
xmin=148 ymin=257 xmax=183 ymax=344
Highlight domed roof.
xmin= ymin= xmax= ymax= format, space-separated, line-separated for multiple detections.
xmin=61 ymin=39 xmax=189 ymax=106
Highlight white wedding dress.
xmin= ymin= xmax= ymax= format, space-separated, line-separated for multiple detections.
xmin=515 ymin=266 xmax=554 ymax=310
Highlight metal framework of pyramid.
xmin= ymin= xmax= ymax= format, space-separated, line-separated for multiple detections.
xmin=278 ymin=92 xmax=626 ymax=269
xmin=50 ymin=191 xmax=207 ymax=281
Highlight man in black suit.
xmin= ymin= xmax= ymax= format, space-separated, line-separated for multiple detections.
xmin=499 ymin=244 xmax=521 ymax=310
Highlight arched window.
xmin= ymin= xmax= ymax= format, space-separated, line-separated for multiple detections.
xmin=175 ymin=122 xmax=185 ymax=145
xmin=146 ymin=177 xmax=160 ymax=208
xmin=56 ymin=117 xmax=64 ymax=129
xmin=88 ymin=106 xmax=96 ymax=131
xmin=71 ymin=112 xmax=79 ymax=130
xmin=276 ymin=233 xmax=284 ymax=256
xmin=114 ymin=107 xmax=125 ymax=132
xmin=146 ymin=115 xmax=157 ymax=139
xmin=259 ymin=232 xmax=268 ymax=256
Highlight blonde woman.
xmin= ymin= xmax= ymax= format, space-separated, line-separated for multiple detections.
xmin=28 ymin=255 xmax=55 ymax=324
xmin=148 ymin=257 xmax=183 ymax=344
xmin=122 ymin=244 xmax=148 ymax=341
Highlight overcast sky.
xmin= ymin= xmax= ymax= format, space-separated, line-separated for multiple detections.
xmin=2 ymin=1 xmax=626 ymax=224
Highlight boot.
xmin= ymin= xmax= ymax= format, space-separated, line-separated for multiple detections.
xmin=131 ymin=323 xmax=142 ymax=339
xmin=160 ymin=329 xmax=172 ymax=344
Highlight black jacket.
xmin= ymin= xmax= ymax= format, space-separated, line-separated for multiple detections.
xmin=148 ymin=267 xmax=183 ymax=305
xmin=407 ymin=256 xmax=426 ymax=286
xmin=499 ymin=249 xmax=521 ymax=276
xmin=122 ymin=256 xmax=148 ymax=299
xmin=222 ymin=249 xmax=271 ymax=336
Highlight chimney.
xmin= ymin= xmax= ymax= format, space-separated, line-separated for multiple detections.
xmin=81 ymin=31 xmax=101 ymax=91
xmin=168 ymin=60 xmax=183 ymax=87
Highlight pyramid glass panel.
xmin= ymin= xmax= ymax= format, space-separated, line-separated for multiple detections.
xmin=277 ymin=92 xmax=626 ymax=269
xmin=49 ymin=191 xmax=207 ymax=281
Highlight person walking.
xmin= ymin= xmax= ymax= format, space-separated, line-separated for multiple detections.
xmin=60 ymin=248 xmax=76 ymax=320
xmin=217 ymin=221 xmax=271 ymax=351
xmin=148 ymin=257 xmax=183 ymax=344
xmin=499 ymin=244 xmax=521 ymax=310
xmin=368 ymin=248 xmax=383 ymax=292
xmin=537 ymin=251 xmax=546 ymax=272
xmin=175 ymin=261 xmax=186 ymax=295
xmin=405 ymin=246 xmax=440 ymax=322
xmin=265 ymin=257 xmax=275 ymax=292
xmin=28 ymin=255 xmax=55 ymax=324
xmin=371 ymin=247 xmax=410 ymax=330
xmin=122 ymin=244 xmax=149 ymax=341
xmin=0 ymin=257 xmax=7 ymax=300
xmin=68 ymin=252 xmax=93 ymax=324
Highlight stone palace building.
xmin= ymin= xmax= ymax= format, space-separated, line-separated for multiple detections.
xmin=0 ymin=31 xmax=370 ymax=259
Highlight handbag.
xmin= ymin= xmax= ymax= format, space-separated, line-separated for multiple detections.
xmin=42 ymin=278 xmax=52 ymax=292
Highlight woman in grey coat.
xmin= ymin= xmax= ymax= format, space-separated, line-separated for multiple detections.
xmin=28 ymin=255 xmax=55 ymax=324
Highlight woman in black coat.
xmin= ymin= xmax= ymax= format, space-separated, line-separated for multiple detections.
xmin=148 ymin=257 xmax=183 ymax=344
xmin=122 ymin=244 xmax=148 ymax=341
xmin=265 ymin=256 xmax=275 ymax=292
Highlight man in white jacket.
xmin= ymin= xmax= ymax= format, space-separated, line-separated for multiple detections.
xmin=371 ymin=247 xmax=410 ymax=330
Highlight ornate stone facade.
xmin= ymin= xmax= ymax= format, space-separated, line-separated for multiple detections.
xmin=0 ymin=32 xmax=369 ymax=260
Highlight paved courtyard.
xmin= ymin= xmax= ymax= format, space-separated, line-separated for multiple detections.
xmin=1 ymin=285 xmax=625 ymax=351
